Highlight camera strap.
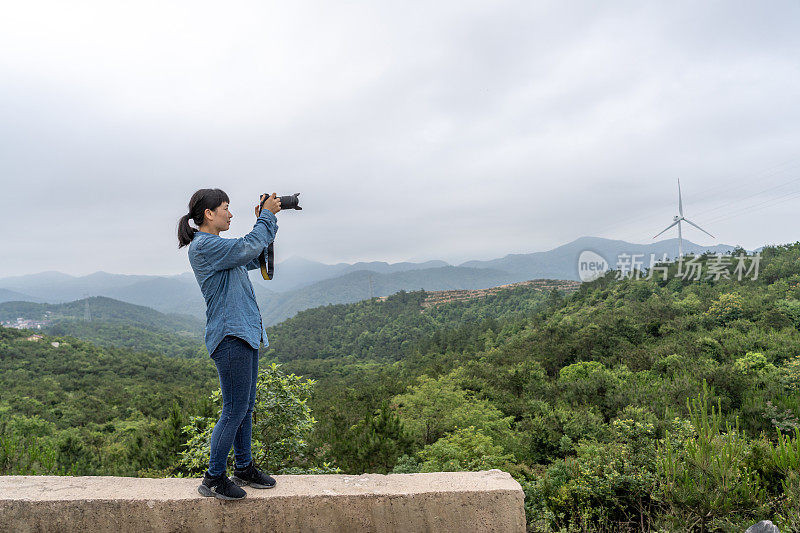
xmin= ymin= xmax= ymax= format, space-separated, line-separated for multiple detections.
xmin=258 ymin=242 xmax=274 ymax=280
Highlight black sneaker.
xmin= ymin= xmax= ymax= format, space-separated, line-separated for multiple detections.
xmin=198 ymin=471 xmax=247 ymax=500
xmin=231 ymin=460 xmax=276 ymax=489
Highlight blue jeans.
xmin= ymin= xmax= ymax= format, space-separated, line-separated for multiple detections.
xmin=207 ymin=335 xmax=259 ymax=477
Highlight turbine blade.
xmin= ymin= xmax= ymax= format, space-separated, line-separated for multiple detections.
xmin=653 ymin=220 xmax=679 ymax=239
xmin=678 ymin=178 xmax=684 ymax=217
xmin=683 ymin=218 xmax=715 ymax=239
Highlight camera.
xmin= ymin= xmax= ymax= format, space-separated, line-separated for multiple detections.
xmin=256 ymin=193 xmax=301 ymax=281
xmin=261 ymin=192 xmax=302 ymax=211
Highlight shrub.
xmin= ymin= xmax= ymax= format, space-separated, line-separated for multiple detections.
xmin=656 ymin=383 xmax=767 ymax=531
xmin=704 ymin=293 xmax=744 ymax=325
xmin=179 ymin=362 xmax=339 ymax=475
xmin=416 ymin=425 xmax=515 ymax=473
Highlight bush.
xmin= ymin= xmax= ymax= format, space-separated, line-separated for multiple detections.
xmin=539 ymin=407 xmax=659 ymax=531
xmin=179 ymin=362 xmax=339 ymax=475
xmin=656 ymin=383 xmax=767 ymax=531
xmin=416 ymin=425 xmax=515 ymax=473
xmin=705 ymin=293 xmax=744 ymax=325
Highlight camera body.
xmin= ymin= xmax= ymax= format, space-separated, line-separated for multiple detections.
xmin=261 ymin=192 xmax=302 ymax=211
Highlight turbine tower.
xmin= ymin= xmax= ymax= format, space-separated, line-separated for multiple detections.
xmin=653 ymin=179 xmax=714 ymax=260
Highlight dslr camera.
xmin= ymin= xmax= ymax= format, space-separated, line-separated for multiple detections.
xmin=261 ymin=192 xmax=302 ymax=211
xmin=257 ymin=193 xmax=301 ymax=280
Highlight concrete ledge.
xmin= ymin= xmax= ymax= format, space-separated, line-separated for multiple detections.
xmin=0 ymin=469 xmax=526 ymax=532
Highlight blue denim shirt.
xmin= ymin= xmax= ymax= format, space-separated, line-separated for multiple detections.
xmin=188 ymin=208 xmax=278 ymax=355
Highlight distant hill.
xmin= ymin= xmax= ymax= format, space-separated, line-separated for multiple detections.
xmin=0 ymin=296 xmax=207 ymax=358
xmin=0 ymin=295 xmax=202 ymax=331
xmin=0 ymin=264 xmax=524 ymax=325
xmin=263 ymin=256 xmax=451 ymax=292
xmin=101 ymin=277 xmax=210 ymax=317
xmin=258 ymin=265 xmax=519 ymax=325
xmin=0 ymin=274 xmax=568 ymax=358
xmin=0 ymin=270 xmax=155 ymax=301
xmin=458 ymin=236 xmax=748 ymax=280
xmin=0 ymin=288 xmax=44 ymax=304
xmin=0 ymin=236 xmax=755 ymax=324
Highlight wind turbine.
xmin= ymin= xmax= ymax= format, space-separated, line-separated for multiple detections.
xmin=653 ymin=179 xmax=714 ymax=260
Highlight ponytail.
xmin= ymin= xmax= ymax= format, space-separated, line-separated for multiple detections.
xmin=177 ymin=188 xmax=230 ymax=248
xmin=177 ymin=213 xmax=198 ymax=248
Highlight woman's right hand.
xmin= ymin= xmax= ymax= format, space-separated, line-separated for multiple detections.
xmin=258 ymin=193 xmax=281 ymax=216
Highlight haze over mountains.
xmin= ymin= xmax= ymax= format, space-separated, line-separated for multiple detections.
xmin=0 ymin=236 xmax=755 ymax=326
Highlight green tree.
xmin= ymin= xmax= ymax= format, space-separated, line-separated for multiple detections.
xmin=338 ymin=399 xmax=415 ymax=474
xmin=179 ymin=361 xmax=338 ymax=475
xmin=704 ymin=292 xmax=744 ymax=325
xmin=416 ymin=426 xmax=514 ymax=472
xmin=391 ymin=373 xmax=514 ymax=447
xmin=656 ymin=383 xmax=766 ymax=531
xmin=558 ymin=361 xmax=629 ymax=420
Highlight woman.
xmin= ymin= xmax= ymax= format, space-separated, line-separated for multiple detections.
xmin=177 ymin=188 xmax=281 ymax=500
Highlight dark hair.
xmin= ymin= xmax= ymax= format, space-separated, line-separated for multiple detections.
xmin=177 ymin=188 xmax=230 ymax=248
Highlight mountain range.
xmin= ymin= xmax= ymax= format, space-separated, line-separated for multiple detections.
xmin=0 ymin=236 xmax=755 ymax=326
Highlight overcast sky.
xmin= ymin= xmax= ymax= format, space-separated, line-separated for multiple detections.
xmin=2 ymin=1 xmax=799 ymax=277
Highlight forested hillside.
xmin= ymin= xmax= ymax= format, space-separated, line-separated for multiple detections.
xmin=2 ymin=244 xmax=800 ymax=531
xmin=0 ymin=296 xmax=206 ymax=359
xmin=0 ymin=328 xmax=218 ymax=476
xmin=268 ymin=244 xmax=800 ymax=531
xmin=266 ymin=281 xmax=559 ymax=368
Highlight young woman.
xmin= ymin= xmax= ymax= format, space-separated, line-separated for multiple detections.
xmin=177 ymin=188 xmax=281 ymax=500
